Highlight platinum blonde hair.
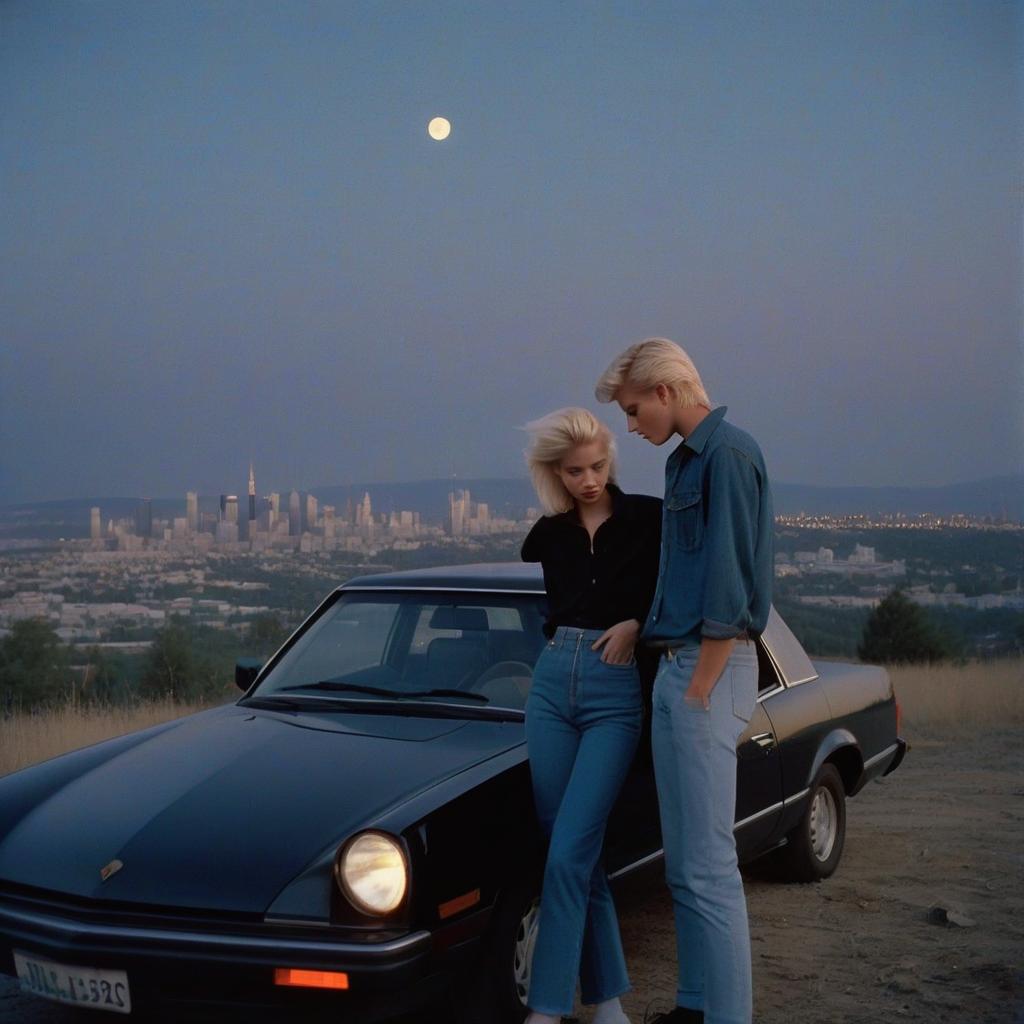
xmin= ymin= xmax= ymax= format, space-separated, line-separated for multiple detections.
xmin=594 ymin=337 xmax=710 ymax=408
xmin=523 ymin=407 xmax=617 ymax=516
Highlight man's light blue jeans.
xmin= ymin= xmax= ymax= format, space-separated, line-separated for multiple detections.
xmin=524 ymin=626 xmax=643 ymax=1016
xmin=651 ymin=642 xmax=758 ymax=1024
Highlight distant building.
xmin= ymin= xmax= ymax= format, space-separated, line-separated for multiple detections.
xmin=90 ymin=507 xmax=101 ymax=540
xmin=248 ymin=463 xmax=257 ymax=524
xmin=357 ymin=492 xmax=372 ymax=528
xmin=186 ymin=491 xmax=198 ymax=532
xmin=215 ymin=521 xmax=239 ymax=545
xmin=223 ymin=495 xmax=239 ymax=524
xmin=135 ymin=499 xmax=152 ymax=539
xmin=849 ymin=544 xmax=876 ymax=564
xmin=449 ymin=489 xmax=469 ymax=536
xmin=288 ymin=490 xmax=301 ymax=536
xmin=303 ymin=493 xmax=318 ymax=533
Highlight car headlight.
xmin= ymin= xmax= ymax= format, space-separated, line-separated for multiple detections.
xmin=336 ymin=831 xmax=408 ymax=915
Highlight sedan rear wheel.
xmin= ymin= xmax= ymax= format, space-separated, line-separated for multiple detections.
xmin=778 ymin=763 xmax=846 ymax=882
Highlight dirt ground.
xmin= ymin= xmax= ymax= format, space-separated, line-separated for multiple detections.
xmin=2 ymin=729 xmax=1021 ymax=1023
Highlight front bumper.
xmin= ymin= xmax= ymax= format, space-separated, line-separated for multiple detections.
xmin=0 ymin=886 xmax=456 ymax=1018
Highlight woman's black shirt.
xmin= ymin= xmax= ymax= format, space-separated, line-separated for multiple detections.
xmin=521 ymin=484 xmax=663 ymax=639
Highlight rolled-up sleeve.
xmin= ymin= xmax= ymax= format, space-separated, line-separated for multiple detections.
xmin=701 ymin=446 xmax=763 ymax=640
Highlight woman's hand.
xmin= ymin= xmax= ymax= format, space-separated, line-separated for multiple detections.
xmin=591 ymin=619 xmax=640 ymax=664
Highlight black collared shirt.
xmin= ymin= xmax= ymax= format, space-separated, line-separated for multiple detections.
xmin=521 ymin=484 xmax=663 ymax=638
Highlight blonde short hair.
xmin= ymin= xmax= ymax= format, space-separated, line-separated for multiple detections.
xmin=524 ymin=407 xmax=617 ymax=515
xmin=594 ymin=337 xmax=710 ymax=408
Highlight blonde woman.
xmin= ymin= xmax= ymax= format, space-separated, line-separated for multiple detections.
xmin=520 ymin=408 xmax=661 ymax=1024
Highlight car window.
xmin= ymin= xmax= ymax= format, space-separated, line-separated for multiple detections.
xmin=254 ymin=591 xmax=547 ymax=710
xmin=261 ymin=601 xmax=400 ymax=689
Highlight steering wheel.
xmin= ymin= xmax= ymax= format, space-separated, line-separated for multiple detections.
xmin=467 ymin=661 xmax=534 ymax=704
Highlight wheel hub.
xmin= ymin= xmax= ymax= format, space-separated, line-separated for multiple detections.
xmin=512 ymin=897 xmax=540 ymax=1005
xmin=809 ymin=786 xmax=837 ymax=862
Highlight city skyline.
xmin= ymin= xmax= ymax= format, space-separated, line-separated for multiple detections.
xmin=1 ymin=3 xmax=1020 ymax=503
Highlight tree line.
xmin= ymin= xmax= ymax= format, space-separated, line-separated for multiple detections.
xmin=2 ymin=591 xmax=1018 ymax=713
xmin=0 ymin=613 xmax=291 ymax=713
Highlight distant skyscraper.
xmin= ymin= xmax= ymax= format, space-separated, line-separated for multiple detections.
xmin=248 ymin=463 xmax=257 ymax=524
xmin=186 ymin=491 xmax=198 ymax=532
xmin=357 ymin=492 xmax=372 ymax=527
xmin=224 ymin=495 xmax=239 ymax=524
xmin=323 ymin=505 xmax=335 ymax=539
xmin=449 ymin=489 xmax=469 ymax=536
xmin=269 ymin=492 xmax=280 ymax=516
xmin=135 ymin=499 xmax=153 ymax=538
xmin=219 ymin=494 xmax=228 ymax=520
xmin=90 ymin=507 xmax=101 ymax=540
xmin=288 ymin=490 xmax=301 ymax=536
xmin=303 ymin=493 xmax=318 ymax=532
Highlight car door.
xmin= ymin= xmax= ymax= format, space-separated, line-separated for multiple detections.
xmin=734 ymin=642 xmax=784 ymax=859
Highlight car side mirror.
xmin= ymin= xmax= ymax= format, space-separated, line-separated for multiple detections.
xmin=235 ymin=657 xmax=264 ymax=692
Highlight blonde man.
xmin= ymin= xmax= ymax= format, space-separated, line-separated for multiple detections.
xmin=596 ymin=339 xmax=773 ymax=1024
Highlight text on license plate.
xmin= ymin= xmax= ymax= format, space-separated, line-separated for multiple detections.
xmin=14 ymin=951 xmax=131 ymax=1014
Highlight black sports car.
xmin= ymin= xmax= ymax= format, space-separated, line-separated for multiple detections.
xmin=0 ymin=563 xmax=905 ymax=1021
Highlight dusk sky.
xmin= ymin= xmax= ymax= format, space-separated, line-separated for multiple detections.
xmin=2 ymin=1 xmax=1021 ymax=504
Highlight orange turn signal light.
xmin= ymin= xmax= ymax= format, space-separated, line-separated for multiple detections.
xmin=274 ymin=968 xmax=349 ymax=990
xmin=438 ymin=887 xmax=481 ymax=920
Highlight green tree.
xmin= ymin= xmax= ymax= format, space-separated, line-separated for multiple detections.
xmin=139 ymin=618 xmax=196 ymax=701
xmin=81 ymin=645 xmax=131 ymax=704
xmin=0 ymin=618 xmax=71 ymax=709
xmin=858 ymin=590 xmax=950 ymax=665
xmin=247 ymin=613 xmax=290 ymax=655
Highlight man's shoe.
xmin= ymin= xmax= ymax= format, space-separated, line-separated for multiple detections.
xmin=643 ymin=1007 xmax=704 ymax=1024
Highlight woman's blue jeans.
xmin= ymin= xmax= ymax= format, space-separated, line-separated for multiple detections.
xmin=524 ymin=626 xmax=643 ymax=1016
xmin=651 ymin=642 xmax=758 ymax=1024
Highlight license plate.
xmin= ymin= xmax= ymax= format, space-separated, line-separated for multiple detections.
xmin=14 ymin=951 xmax=131 ymax=1014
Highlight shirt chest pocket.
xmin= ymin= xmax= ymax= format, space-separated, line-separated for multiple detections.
xmin=665 ymin=490 xmax=704 ymax=551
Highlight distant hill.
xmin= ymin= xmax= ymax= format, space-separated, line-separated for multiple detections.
xmin=2 ymin=474 xmax=1021 ymax=540
xmin=771 ymin=475 xmax=1024 ymax=519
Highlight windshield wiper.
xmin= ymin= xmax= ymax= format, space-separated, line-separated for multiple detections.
xmin=400 ymin=688 xmax=489 ymax=703
xmin=280 ymin=681 xmax=404 ymax=698
xmin=278 ymin=681 xmax=489 ymax=703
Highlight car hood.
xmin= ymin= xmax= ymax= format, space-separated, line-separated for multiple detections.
xmin=0 ymin=703 xmax=523 ymax=914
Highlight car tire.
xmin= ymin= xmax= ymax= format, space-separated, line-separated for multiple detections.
xmin=778 ymin=763 xmax=846 ymax=882
xmin=452 ymin=878 xmax=539 ymax=1024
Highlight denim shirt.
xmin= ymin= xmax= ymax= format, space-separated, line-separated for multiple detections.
xmin=642 ymin=406 xmax=773 ymax=649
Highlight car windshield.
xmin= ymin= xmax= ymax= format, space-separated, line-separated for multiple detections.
xmin=250 ymin=590 xmax=547 ymax=711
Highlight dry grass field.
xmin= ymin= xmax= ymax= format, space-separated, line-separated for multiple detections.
xmin=0 ymin=699 xmax=218 ymax=778
xmin=888 ymin=658 xmax=1024 ymax=738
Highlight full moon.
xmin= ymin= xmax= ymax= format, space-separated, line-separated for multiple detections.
xmin=427 ymin=117 xmax=451 ymax=141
